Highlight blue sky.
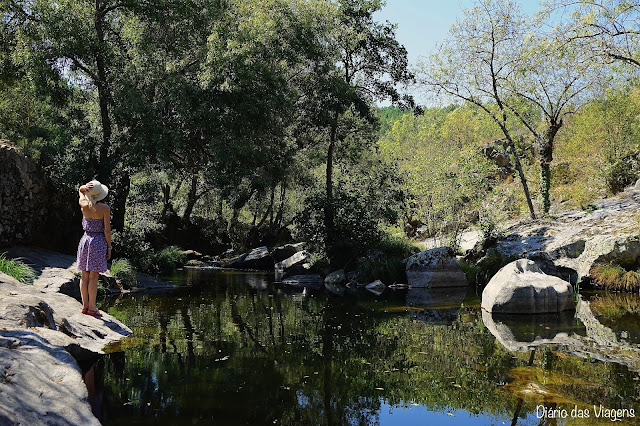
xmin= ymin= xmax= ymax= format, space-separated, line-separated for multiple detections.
xmin=375 ymin=0 xmax=543 ymax=65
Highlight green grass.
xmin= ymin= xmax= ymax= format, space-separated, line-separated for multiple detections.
xmin=110 ymin=258 xmax=137 ymax=289
xmin=591 ymin=263 xmax=640 ymax=292
xmin=0 ymin=253 xmax=36 ymax=284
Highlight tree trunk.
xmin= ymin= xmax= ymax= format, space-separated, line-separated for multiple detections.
xmin=111 ymin=173 xmax=130 ymax=231
xmin=324 ymin=123 xmax=337 ymax=253
xmin=94 ymin=1 xmax=112 ymax=182
xmin=507 ymin=139 xmax=536 ymax=220
xmin=182 ymin=173 xmax=198 ymax=223
xmin=539 ymin=124 xmax=560 ymax=215
xmin=274 ymin=184 xmax=286 ymax=228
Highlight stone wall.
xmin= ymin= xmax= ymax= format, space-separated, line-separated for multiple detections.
xmin=0 ymin=142 xmax=48 ymax=247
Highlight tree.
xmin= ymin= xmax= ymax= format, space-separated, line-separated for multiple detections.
xmin=420 ymin=0 xmax=537 ymax=219
xmin=318 ymin=0 xmax=416 ymax=256
xmin=547 ymin=0 xmax=640 ymax=68
xmin=505 ymin=30 xmax=604 ymax=213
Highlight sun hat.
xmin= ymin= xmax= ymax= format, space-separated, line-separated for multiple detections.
xmin=85 ymin=180 xmax=109 ymax=203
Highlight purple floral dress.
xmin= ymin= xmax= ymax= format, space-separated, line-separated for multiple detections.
xmin=76 ymin=217 xmax=108 ymax=272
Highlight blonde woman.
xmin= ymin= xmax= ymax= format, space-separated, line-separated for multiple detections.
xmin=76 ymin=180 xmax=111 ymax=317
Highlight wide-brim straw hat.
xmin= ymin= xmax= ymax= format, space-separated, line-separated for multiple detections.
xmin=86 ymin=180 xmax=109 ymax=203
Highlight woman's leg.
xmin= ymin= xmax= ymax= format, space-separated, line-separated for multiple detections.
xmin=88 ymin=271 xmax=100 ymax=312
xmin=80 ymin=271 xmax=90 ymax=310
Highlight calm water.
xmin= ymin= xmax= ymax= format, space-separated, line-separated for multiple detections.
xmin=88 ymin=269 xmax=640 ymax=425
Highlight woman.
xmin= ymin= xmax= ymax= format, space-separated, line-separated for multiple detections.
xmin=76 ymin=180 xmax=111 ymax=317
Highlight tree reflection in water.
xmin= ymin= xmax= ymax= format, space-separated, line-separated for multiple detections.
xmin=94 ymin=269 xmax=640 ymax=425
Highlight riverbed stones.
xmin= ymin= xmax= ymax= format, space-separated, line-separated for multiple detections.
xmin=405 ymin=247 xmax=468 ymax=288
xmin=481 ymin=259 xmax=574 ymax=314
xmin=324 ymin=269 xmax=346 ymax=286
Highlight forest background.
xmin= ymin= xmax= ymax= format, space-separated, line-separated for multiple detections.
xmin=2 ymin=0 xmax=640 ymax=277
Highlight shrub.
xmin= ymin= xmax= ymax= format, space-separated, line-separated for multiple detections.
xmin=152 ymin=246 xmax=186 ymax=275
xmin=356 ymin=234 xmax=418 ymax=283
xmin=591 ymin=263 xmax=640 ymax=292
xmin=460 ymin=253 xmax=515 ymax=286
xmin=110 ymin=258 xmax=137 ymax=289
xmin=0 ymin=253 xmax=36 ymax=284
xmin=604 ymin=157 xmax=638 ymax=194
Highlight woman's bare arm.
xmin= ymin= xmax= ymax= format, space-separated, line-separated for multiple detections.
xmin=103 ymin=205 xmax=112 ymax=260
xmin=78 ymin=185 xmax=89 ymax=207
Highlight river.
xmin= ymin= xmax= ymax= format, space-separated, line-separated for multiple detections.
xmin=86 ymin=268 xmax=640 ymax=425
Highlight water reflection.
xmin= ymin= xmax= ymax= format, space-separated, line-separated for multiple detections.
xmin=481 ymin=310 xmax=586 ymax=352
xmin=95 ymin=269 xmax=640 ymax=425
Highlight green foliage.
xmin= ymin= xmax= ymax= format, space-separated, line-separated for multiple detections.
xmin=478 ymin=214 xmax=504 ymax=247
xmin=604 ymin=156 xmax=639 ymax=194
xmin=460 ymin=253 xmax=516 ymax=286
xmin=591 ymin=263 xmax=640 ymax=292
xmin=356 ymin=233 xmax=418 ymax=283
xmin=110 ymin=259 xmax=137 ymax=289
xmin=112 ymin=227 xmax=154 ymax=272
xmin=0 ymin=253 xmax=36 ymax=284
xmin=153 ymin=246 xmax=187 ymax=275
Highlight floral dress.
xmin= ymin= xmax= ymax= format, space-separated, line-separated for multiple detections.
xmin=76 ymin=217 xmax=108 ymax=272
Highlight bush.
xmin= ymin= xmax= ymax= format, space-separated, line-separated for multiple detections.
xmin=112 ymin=227 xmax=155 ymax=272
xmin=591 ymin=263 xmax=640 ymax=292
xmin=604 ymin=157 xmax=638 ymax=194
xmin=152 ymin=246 xmax=186 ymax=275
xmin=110 ymin=259 xmax=137 ymax=289
xmin=356 ymin=234 xmax=419 ymax=283
xmin=460 ymin=252 xmax=515 ymax=286
xmin=0 ymin=253 xmax=36 ymax=284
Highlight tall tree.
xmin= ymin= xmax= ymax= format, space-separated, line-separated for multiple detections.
xmin=505 ymin=31 xmax=604 ymax=213
xmin=319 ymin=0 xmax=416 ymax=255
xmin=421 ymin=0 xmax=537 ymax=219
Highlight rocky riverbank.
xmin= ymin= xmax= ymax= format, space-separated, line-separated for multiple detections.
xmin=0 ymin=247 xmax=166 ymax=425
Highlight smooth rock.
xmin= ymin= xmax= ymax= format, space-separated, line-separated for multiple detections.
xmin=271 ymin=243 xmax=305 ymax=263
xmin=405 ymin=247 xmax=468 ymax=288
xmin=0 ymin=330 xmax=100 ymax=426
xmin=481 ymin=259 xmax=574 ymax=314
xmin=486 ymin=187 xmax=640 ymax=282
xmin=275 ymin=250 xmax=309 ymax=271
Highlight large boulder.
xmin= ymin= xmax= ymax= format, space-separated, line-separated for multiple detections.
xmin=275 ymin=250 xmax=309 ymax=271
xmin=484 ymin=186 xmax=640 ymax=283
xmin=0 ymin=271 xmax=131 ymax=425
xmin=481 ymin=259 xmax=574 ymax=314
xmin=324 ymin=269 xmax=346 ymax=286
xmin=405 ymin=247 xmax=468 ymax=288
xmin=0 ymin=330 xmax=100 ymax=426
xmin=271 ymin=243 xmax=305 ymax=263
xmin=224 ymin=247 xmax=274 ymax=270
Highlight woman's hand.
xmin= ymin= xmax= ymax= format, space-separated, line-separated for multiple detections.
xmin=106 ymin=247 xmax=112 ymax=261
